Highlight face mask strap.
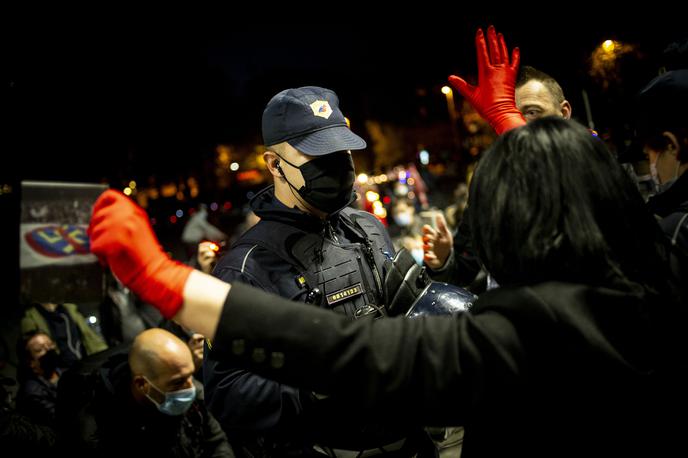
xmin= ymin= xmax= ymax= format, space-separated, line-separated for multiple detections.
xmin=141 ymin=375 xmax=165 ymax=407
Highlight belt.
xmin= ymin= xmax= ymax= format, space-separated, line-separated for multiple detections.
xmin=313 ymin=437 xmax=408 ymax=457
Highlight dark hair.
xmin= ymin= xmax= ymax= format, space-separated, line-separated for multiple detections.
xmin=467 ymin=117 xmax=667 ymax=289
xmin=516 ymin=66 xmax=566 ymax=104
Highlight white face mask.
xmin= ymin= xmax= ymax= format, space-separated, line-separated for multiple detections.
xmin=143 ymin=376 xmax=196 ymax=416
xmin=651 ymin=156 xmax=681 ymax=191
xmin=650 ymin=161 xmax=660 ymax=186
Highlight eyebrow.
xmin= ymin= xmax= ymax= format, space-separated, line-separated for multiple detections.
xmin=168 ymin=372 xmax=193 ymax=385
xmin=519 ymin=104 xmax=546 ymax=111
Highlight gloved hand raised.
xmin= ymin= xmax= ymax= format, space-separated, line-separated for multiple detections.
xmin=448 ymin=25 xmax=525 ymax=135
xmin=88 ymin=190 xmax=193 ymax=319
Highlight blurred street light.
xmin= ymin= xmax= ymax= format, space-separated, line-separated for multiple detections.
xmin=441 ymin=86 xmax=461 ymax=150
xmin=441 ymin=86 xmax=458 ymax=122
xmin=589 ymin=39 xmax=636 ymax=90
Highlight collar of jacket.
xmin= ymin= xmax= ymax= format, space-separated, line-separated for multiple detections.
xmin=648 ymin=171 xmax=688 ymax=217
xmin=249 ymin=185 xmax=356 ymax=233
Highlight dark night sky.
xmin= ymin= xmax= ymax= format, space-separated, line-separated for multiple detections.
xmin=4 ymin=13 xmax=686 ymax=183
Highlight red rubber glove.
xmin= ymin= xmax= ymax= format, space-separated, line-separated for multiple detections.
xmin=88 ymin=190 xmax=192 ymax=318
xmin=449 ymin=25 xmax=525 ymax=135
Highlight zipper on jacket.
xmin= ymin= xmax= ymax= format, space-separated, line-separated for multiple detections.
xmin=364 ymin=239 xmax=384 ymax=300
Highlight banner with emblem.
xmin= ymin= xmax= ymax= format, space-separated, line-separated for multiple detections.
xmin=20 ymin=181 xmax=107 ymax=303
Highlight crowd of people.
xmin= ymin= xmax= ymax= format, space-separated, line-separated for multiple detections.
xmin=2 ymin=25 xmax=687 ymax=458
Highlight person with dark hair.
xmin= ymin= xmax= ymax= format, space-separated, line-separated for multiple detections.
xmin=637 ymin=69 xmax=688 ymax=249
xmin=14 ymin=331 xmax=66 ymax=428
xmin=88 ymin=115 xmax=687 ymax=456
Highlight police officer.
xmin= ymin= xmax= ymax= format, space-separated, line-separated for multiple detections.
xmin=204 ymin=87 xmax=431 ymax=456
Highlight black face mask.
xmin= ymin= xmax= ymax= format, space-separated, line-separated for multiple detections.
xmin=277 ymin=152 xmax=356 ymax=214
xmin=38 ymin=349 xmax=60 ymax=376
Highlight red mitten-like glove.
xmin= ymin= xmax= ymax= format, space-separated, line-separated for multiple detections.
xmin=88 ymin=190 xmax=192 ymax=318
xmin=449 ymin=25 xmax=525 ymax=135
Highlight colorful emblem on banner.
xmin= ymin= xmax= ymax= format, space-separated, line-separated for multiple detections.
xmin=24 ymin=225 xmax=91 ymax=258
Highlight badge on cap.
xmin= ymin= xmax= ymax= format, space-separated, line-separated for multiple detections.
xmin=310 ymin=100 xmax=333 ymax=119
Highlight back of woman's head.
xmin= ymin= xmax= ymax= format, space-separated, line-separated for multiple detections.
xmin=468 ymin=117 xmax=664 ymax=288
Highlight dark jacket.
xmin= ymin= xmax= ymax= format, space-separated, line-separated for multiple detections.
xmin=21 ymin=303 xmax=108 ymax=367
xmin=65 ymin=351 xmax=233 ymax=458
xmin=15 ymin=371 xmax=62 ymax=427
xmin=647 ymin=173 xmax=688 ymax=289
xmin=648 ymin=172 xmax=688 ymax=249
xmin=206 ymin=187 xmax=424 ymax=456
xmin=213 ymin=280 xmax=688 ymax=457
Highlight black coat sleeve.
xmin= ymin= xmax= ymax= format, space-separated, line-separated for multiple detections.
xmin=204 ymin=257 xmax=310 ymax=434
xmin=211 ymin=282 xmax=539 ymax=427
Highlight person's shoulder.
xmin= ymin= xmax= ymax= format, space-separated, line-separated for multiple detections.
xmin=473 ymin=282 xmax=585 ymax=313
xmin=213 ymin=242 xmax=283 ymax=285
xmin=341 ymin=207 xmax=388 ymax=231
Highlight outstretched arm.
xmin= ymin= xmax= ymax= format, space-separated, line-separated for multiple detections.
xmin=88 ymin=190 xmax=228 ymax=339
xmin=88 ymin=190 xmax=534 ymax=426
xmin=448 ymin=25 xmax=525 ymax=135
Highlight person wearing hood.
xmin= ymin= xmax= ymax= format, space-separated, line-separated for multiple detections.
xmin=637 ymin=69 xmax=688 ymax=257
xmin=204 ymin=86 xmax=432 ymax=456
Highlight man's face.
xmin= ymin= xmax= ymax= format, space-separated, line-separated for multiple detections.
xmin=267 ymin=142 xmax=355 ymax=216
xmin=516 ymin=80 xmax=567 ymax=122
xmin=271 ymin=142 xmax=314 ymax=190
xmin=142 ymin=345 xmax=196 ymax=404
xmin=645 ymin=143 xmax=680 ymax=185
xmin=27 ymin=334 xmax=56 ymax=375
xmin=27 ymin=334 xmax=55 ymax=361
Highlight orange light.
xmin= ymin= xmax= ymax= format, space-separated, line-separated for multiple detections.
xmin=602 ymin=40 xmax=616 ymax=53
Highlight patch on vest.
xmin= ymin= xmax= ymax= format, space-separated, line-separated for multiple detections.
xmin=326 ymin=283 xmax=363 ymax=305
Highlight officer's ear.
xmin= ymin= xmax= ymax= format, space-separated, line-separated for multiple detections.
xmin=662 ymin=131 xmax=681 ymax=160
xmin=264 ymin=151 xmax=283 ymax=178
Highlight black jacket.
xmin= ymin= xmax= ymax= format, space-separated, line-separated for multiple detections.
xmin=15 ymin=372 xmax=61 ymax=427
xmin=205 ymin=187 xmax=422 ymax=456
xmin=214 ymin=280 xmax=688 ymax=457
xmin=647 ymin=173 xmax=688 ymax=290
xmin=648 ymin=172 xmax=688 ymax=249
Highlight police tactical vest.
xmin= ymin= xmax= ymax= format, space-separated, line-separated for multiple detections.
xmin=234 ymin=208 xmax=392 ymax=319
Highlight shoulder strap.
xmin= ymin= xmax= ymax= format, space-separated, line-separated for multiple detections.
xmin=233 ymin=220 xmax=309 ymax=270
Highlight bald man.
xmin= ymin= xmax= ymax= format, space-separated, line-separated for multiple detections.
xmin=129 ymin=328 xmax=199 ymax=414
xmin=65 ymin=328 xmax=234 ymax=457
